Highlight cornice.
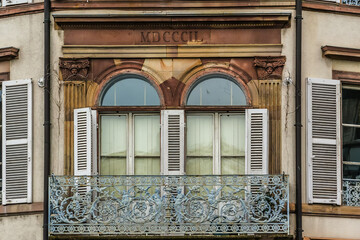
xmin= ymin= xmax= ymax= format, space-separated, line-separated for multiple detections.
xmin=53 ymin=12 xmax=292 ymax=29
xmin=0 ymin=47 xmax=19 ymax=61
xmin=322 ymin=45 xmax=360 ymax=61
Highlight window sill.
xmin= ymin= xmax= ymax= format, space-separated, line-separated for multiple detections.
xmin=290 ymin=203 xmax=360 ymax=218
xmin=0 ymin=202 xmax=43 ymax=216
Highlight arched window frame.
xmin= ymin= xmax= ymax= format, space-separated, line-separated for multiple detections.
xmin=86 ymin=73 xmax=164 ymax=176
xmin=181 ymin=72 xmax=252 ymax=111
xmin=97 ymin=73 xmax=164 ymax=110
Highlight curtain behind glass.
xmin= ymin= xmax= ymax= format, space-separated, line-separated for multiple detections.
xmin=186 ymin=115 xmax=213 ymax=175
xmin=100 ymin=115 xmax=127 ymax=175
xmin=134 ymin=115 xmax=160 ymax=175
xmin=220 ymin=114 xmax=245 ymax=174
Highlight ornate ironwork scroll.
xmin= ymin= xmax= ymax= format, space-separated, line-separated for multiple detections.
xmin=342 ymin=0 xmax=360 ymax=6
xmin=49 ymin=175 xmax=289 ymax=235
xmin=343 ymin=179 xmax=360 ymax=206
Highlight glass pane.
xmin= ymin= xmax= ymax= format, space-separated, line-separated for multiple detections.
xmin=343 ymin=126 xmax=360 ymax=163
xmin=344 ymin=164 xmax=360 ymax=180
xmin=101 ymin=77 xmax=160 ymax=106
xmin=134 ymin=115 xmax=160 ymax=175
xmin=187 ymin=77 xmax=246 ymax=106
xmin=186 ymin=157 xmax=213 ymax=175
xmin=135 ymin=158 xmax=160 ymax=175
xmin=186 ymin=115 xmax=213 ymax=175
xmin=222 ymin=157 xmax=245 ymax=175
xmin=343 ymin=88 xmax=360 ymax=125
xmin=100 ymin=115 xmax=127 ymax=175
xmin=220 ymin=114 xmax=245 ymax=174
xmin=100 ymin=157 xmax=126 ymax=175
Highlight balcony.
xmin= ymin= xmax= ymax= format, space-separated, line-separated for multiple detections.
xmin=49 ymin=175 xmax=289 ymax=236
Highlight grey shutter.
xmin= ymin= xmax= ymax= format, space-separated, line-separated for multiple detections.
xmin=161 ymin=110 xmax=185 ymax=175
xmin=74 ymin=108 xmax=97 ymax=176
xmin=306 ymin=78 xmax=341 ymax=205
xmin=245 ymin=109 xmax=269 ymax=174
xmin=2 ymin=79 xmax=32 ymax=205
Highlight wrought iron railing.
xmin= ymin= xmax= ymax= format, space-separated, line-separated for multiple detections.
xmin=342 ymin=0 xmax=360 ymax=6
xmin=343 ymin=179 xmax=360 ymax=206
xmin=49 ymin=175 xmax=289 ymax=235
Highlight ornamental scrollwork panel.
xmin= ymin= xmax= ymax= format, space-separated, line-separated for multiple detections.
xmin=49 ymin=175 xmax=289 ymax=235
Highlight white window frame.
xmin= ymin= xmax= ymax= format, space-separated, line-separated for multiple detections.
xmin=99 ymin=112 xmax=161 ymax=175
xmin=186 ymin=112 xmax=246 ymax=175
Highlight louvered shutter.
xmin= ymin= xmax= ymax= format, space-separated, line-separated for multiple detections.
xmin=161 ymin=110 xmax=185 ymax=175
xmin=2 ymin=79 xmax=32 ymax=205
xmin=245 ymin=109 xmax=269 ymax=174
xmin=306 ymin=78 xmax=341 ymax=205
xmin=74 ymin=108 xmax=97 ymax=176
xmin=2 ymin=0 xmax=31 ymax=6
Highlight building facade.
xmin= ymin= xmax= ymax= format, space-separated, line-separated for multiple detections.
xmin=0 ymin=0 xmax=359 ymax=239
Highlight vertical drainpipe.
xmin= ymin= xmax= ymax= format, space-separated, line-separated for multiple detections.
xmin=43 ymin=0 xmax=51 ymax=238
xmin=295 ymin=0 xmax=303 ymax=239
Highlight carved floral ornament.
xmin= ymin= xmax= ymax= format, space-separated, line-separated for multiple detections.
xmin=59 ymin=58 xmax=90 ymax=81
xmin=254 ymin=57 xmax=285 ymax=80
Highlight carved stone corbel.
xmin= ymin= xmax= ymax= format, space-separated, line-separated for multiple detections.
xmin=59 ymin=58 xmax=90 ymax=81
xmin=254 ymin=56 xmax=285 ymax=80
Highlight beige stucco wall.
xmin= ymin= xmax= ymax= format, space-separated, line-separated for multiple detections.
xmin=303 ymin=216 xmax=360 ymax=239
xmin=0 ymin=214 xmax=42 ymax=240
xmin=299 ymin=10 xmax=360 ymax=239
xmin=280 ymin=9 xmax=296 ymax=237
xmin=0 ymin=12 xmax=64 ymax=200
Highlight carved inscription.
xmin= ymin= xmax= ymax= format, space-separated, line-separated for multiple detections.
xmin=140 ymin=31 xmax=203 ymax=43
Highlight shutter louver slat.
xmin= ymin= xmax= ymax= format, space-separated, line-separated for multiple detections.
xmin=306 ymin=78 xmax=341 ymax=205
xmin=2 ymin=79 xmax=32 ymax=205
xmin=245 ymin=109 xmax=268 ymax=175
xmin=161 ymin=110 xmax=184 ymax=175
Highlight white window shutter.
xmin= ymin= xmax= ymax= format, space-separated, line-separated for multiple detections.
xmin=245 ymin=109 xmax=269 ymax=174
xmin=2 ymin=79 xmax=32 ymax=205
xmin=2 ymin=0 xmax=31 ymax=7
xmin=74 ymin=108 xmax=97 ymax=176
xmin=306 ymin=78 xmax=341 ymax=205
xmin=161 ymin=110 xmax=185 ymax=175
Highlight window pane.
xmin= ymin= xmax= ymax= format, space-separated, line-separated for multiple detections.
xmin=343 ymin=88 xmax=360 ymax=125
xmin=222 ymin=157 xmax=245 ymax=175
xmin=186 ymin=158 xmax=213 ymax=175
xmin=220 ymin=114 xmax=245 ymax=174
xmin=187 ymin=77 xmax=246 ymax=106
xmin=186 ymin=115 xmax=213 ymax=175
xmin=344 ymin=164 xmax=360 ymax=180
xmin=134 ymin=115 xmax=160 ymax=175
xmin=343 ymin=126 xmax=360 ymax=163
xmin=100 ymin=115 xmax=127 ymax=175
xmin=101 ymin=77 xmax=160 ymax=106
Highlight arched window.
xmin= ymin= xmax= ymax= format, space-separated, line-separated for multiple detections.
xmin=100 ymin=75 xmax=160 ymax=106
xmin=98 ymin=74 xmax=161 ymax=176
xmin=185 ymin=75 xmax=248 ymax=176
xmin=186 ymin=75 xmax=247 ymax=106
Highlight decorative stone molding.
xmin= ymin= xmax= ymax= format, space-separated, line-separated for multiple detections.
xmin=59 ymin=58 xmax=90 ymax=81
xmin=254 ymin=56 xmax=285 ymax=80
xmin=322 ymin=45 xmax=360 ymax=61
xmin=62 ymin=44 xmax=282 ymax=59
xmin=160 ymin=77 xmax=185 ymax=107
xmin=0 ymin=47 xmax=19 ymax=61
